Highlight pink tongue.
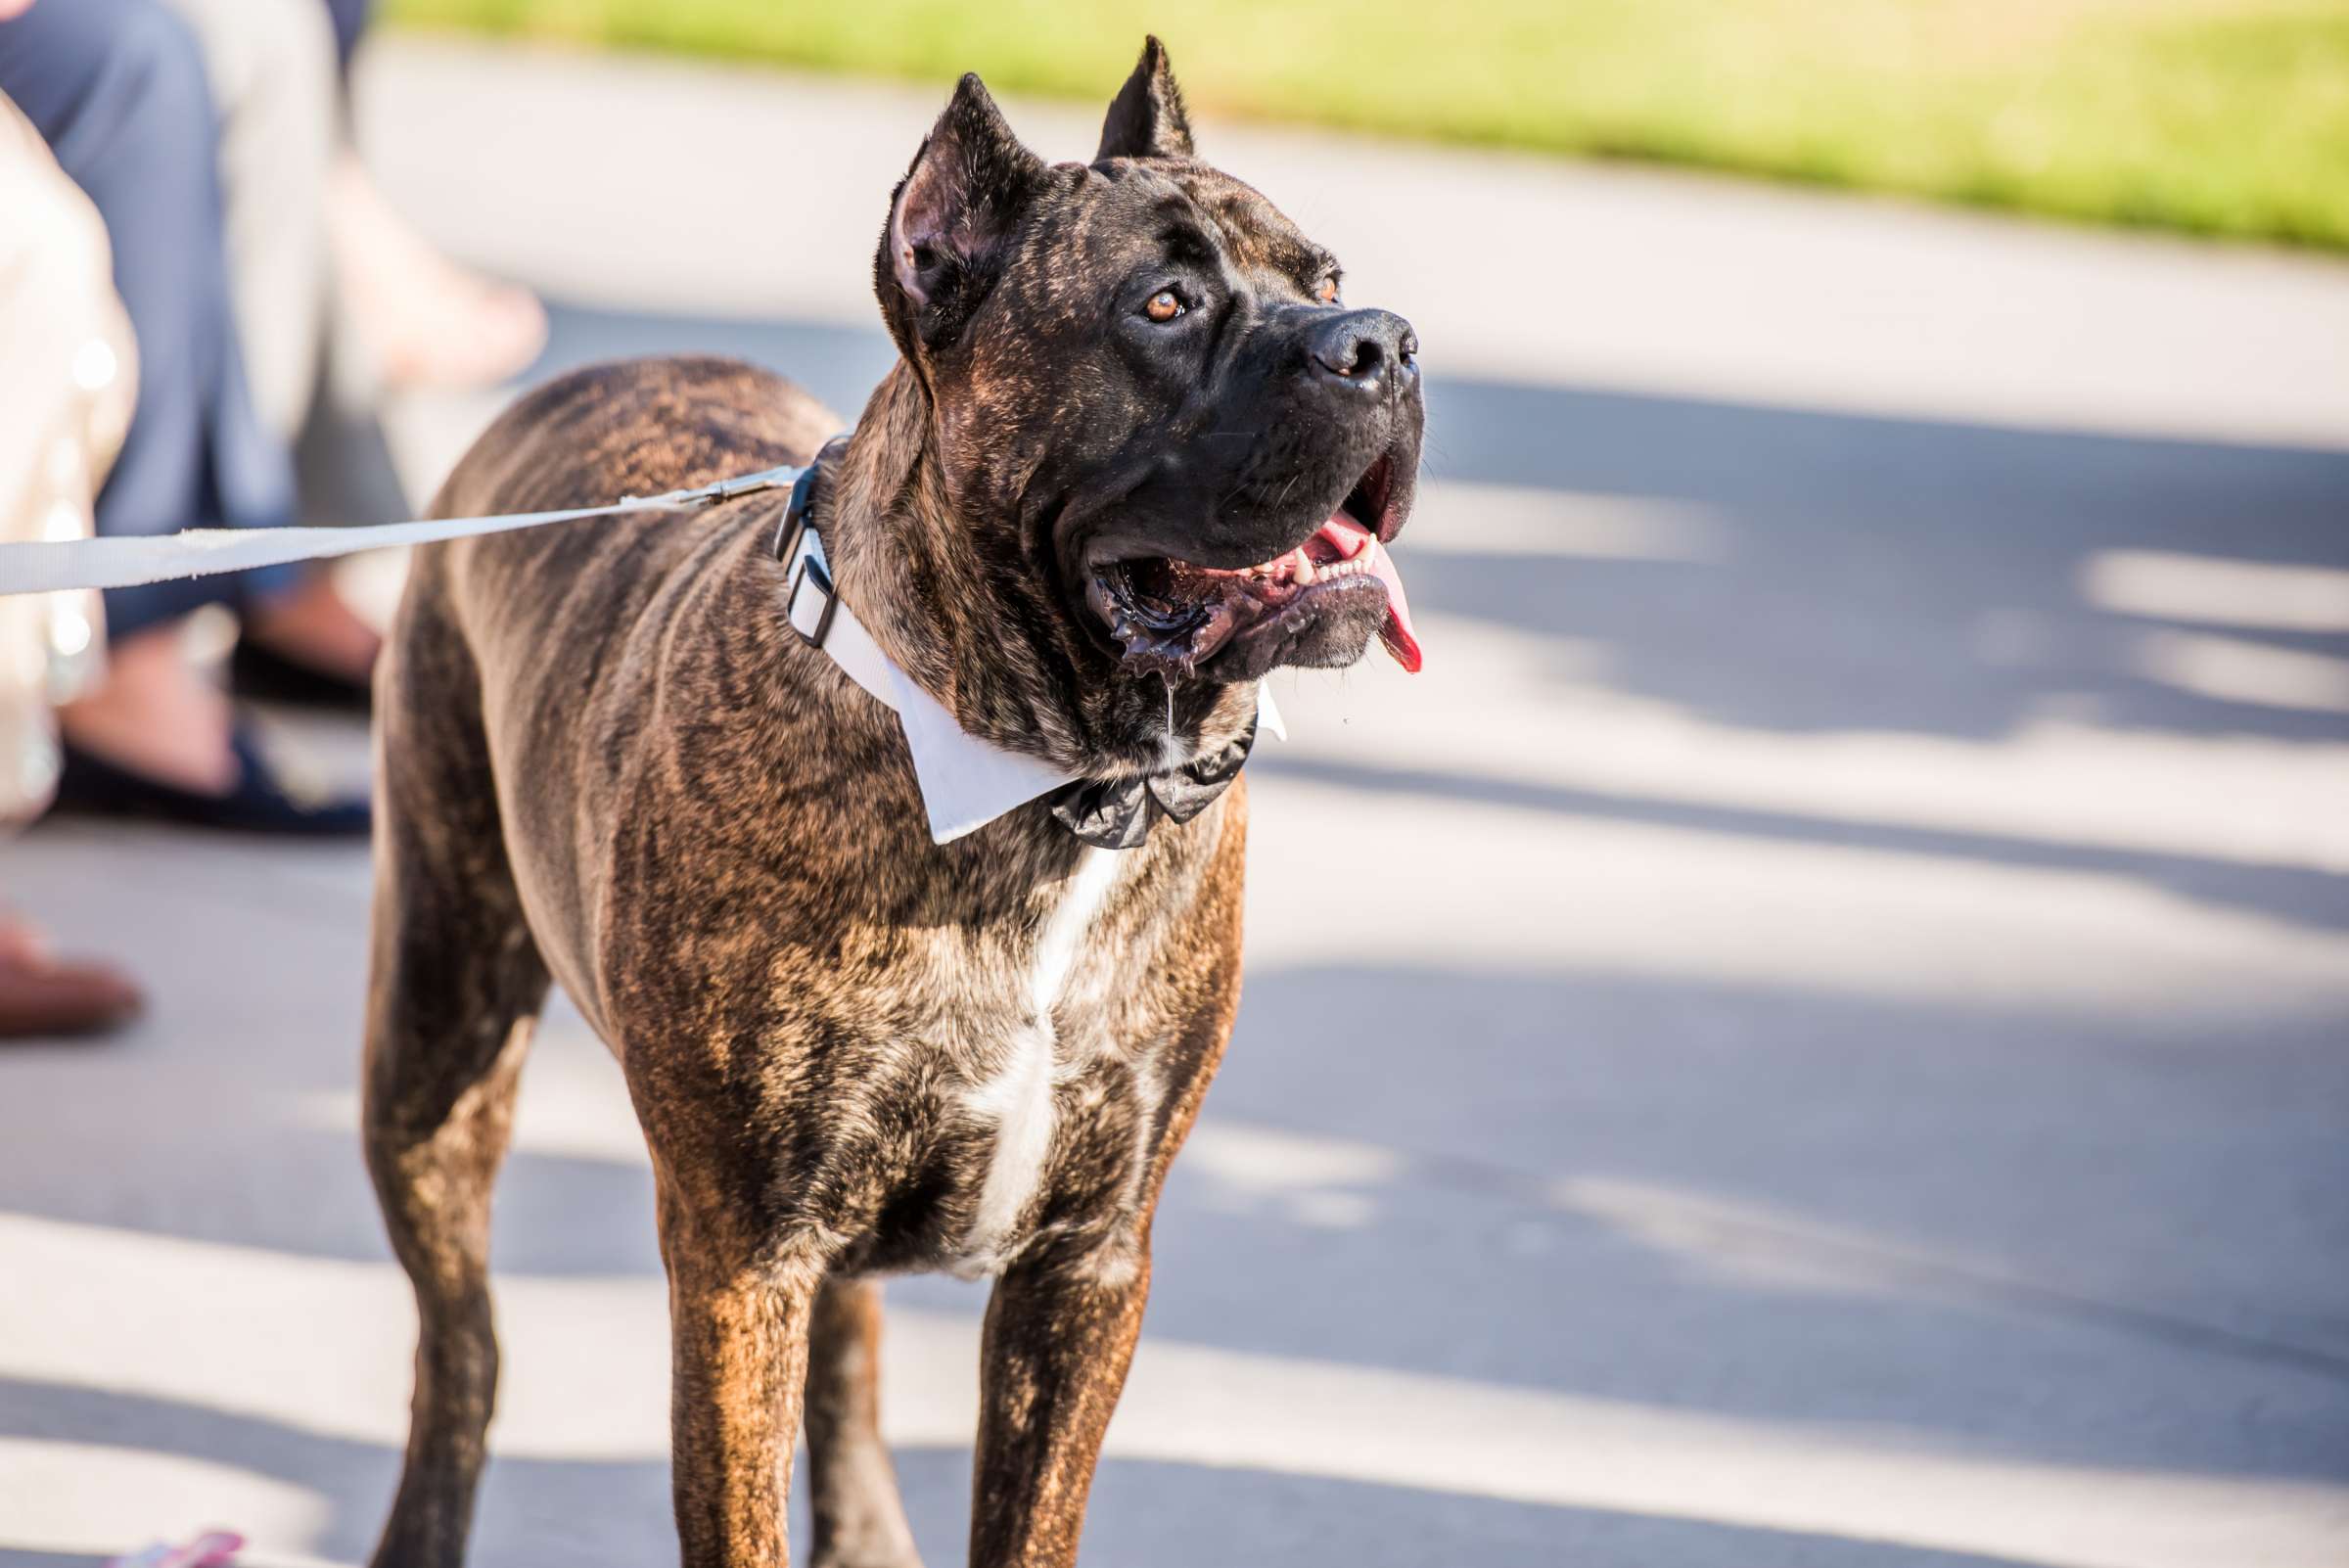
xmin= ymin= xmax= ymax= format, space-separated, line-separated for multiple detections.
xmin=1315 ymin=516 xmax=1422 ymax=673
xmin=1367 ymin=540 xmax=1422 ymax=672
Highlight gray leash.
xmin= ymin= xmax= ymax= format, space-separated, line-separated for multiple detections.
xmin=0 ymin=463 xmax=806 ymax=599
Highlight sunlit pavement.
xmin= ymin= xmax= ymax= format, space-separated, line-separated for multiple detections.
xmin=5 ymin=35 xmax=2348 ymax=1568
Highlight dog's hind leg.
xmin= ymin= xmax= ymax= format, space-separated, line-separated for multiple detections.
xmin=362 ymin=611 xmax=550 ymax=1568
xmin=806 ymin=1276 xmax=924 ymax=1568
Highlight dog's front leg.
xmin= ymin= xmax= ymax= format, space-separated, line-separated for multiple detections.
xmin=661 ymin=1193 xmax=819 ymax=1567
xmin=967 ymin=1247 xmax=1151 ymax=1568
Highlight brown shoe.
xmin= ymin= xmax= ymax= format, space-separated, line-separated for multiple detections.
xmin=0 ymin=928 xmax=142 ymax=1039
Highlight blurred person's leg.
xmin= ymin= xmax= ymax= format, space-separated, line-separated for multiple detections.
xmin=330 ymin=157 xmax=548 ymax=391
xmin=0 ymin=0 xmax=292 ymax=790
xmin=0 ymin=0 xmax=370 ymax=830
xmin=321 ymin=0 xmax=545 ymax=390
xmin=163 ymin=0 xmax=406 ymax=705
xmin=299 ymin=0 xmax=414 ymax=563
xmin=0 ymin=89 xmax=143 ymax=1038
xmin=321 ymin=0 xmax=368 ymax=78
xmin=161 ymin=0 xmax=336 ymax=441
xmin=0 ymin=0 xmax=295 ymax=624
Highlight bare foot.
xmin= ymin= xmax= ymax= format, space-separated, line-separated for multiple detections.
xmin=331 ymin=152 xmax=546 ymax=391
xmin=56 ymin=623 xmax=237 ymax=795
xmin=243 ymin=571 xmax=382 ymax=684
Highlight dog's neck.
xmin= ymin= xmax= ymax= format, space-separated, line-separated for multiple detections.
xmin=818 ymin=362 xmax=1258 ymax=780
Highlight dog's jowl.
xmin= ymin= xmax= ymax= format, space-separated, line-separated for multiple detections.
xmin=362 ymin=37 xmax=1423 ymax=1568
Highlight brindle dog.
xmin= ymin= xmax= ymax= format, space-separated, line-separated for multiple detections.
xmin=363 ymin=39 xmax=1423 ymax=1568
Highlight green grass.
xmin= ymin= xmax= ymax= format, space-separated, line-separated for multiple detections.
xmin=381 ymin=0 xmax=2349 ymax=251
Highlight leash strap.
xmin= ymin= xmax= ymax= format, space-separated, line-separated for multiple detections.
xmin=1 ymin=439 xmax=1287 ymax=848
xmin=0 ymin=463 xmax=807 ymax=599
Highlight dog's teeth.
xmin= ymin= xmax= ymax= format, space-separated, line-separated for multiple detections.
xmin=1293 ymin=550 xmax=1315 ymax=585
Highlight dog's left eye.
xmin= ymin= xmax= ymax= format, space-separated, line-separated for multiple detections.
xmin=1314 ymin=275 xmax=1341 ymax=304
xmin=1143 ymin=289 xmax=1186 ymax=323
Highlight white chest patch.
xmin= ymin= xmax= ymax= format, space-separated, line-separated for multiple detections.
xmin=961 ymin=846 xmax=1127 ymax=1266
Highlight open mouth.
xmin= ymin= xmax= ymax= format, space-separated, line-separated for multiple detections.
xmin=1087 ymin=453 xmax=1422 ymax=678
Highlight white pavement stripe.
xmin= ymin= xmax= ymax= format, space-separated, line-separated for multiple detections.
xmin=2127 ymin=631 xmax=2349 ymax=715
xmin=2079 ymin=552 xmax=2349 ymax=636
xmin=1263 ymin=613 xmax=2349 ymax=876
xmin=1243 ymin=776 xmax=2349 ymax=1016
xmin=0 ymin=1442 xmax=336 ymax=1566
xmin=1393 ymin=484 xmax=1733 ymax=562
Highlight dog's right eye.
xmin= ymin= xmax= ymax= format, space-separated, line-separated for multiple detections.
xmin=1142 ymin=289 xmax=1186 ymax=324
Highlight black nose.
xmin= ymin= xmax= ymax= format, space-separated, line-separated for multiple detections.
xmin=1307 ymin=308 xmax=1418 ymax=391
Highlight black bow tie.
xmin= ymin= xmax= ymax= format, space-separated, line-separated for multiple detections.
xmin=1049 ymin=714 xmax=1260 ymax=850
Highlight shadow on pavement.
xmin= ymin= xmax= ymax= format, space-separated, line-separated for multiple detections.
xmin=1257 ymin=752 xmax=2349 ymax=932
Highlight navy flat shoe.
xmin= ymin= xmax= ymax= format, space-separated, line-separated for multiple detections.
xmin=51 ymin=724 xmax=370 ymax=837
xmin=229 ymin=637 xmax=374 ymax=713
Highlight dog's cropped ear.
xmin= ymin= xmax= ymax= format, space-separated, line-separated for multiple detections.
xmin=1096 ymin=36 xmax=1193 ymax=161
xmin=877 ymin=73 xmax=1046 ymax=357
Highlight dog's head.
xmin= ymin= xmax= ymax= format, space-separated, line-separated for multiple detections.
xmin=873 ymin=38 xmax=1424 ymax=698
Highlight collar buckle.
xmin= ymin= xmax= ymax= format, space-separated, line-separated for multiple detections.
xmin=769 ymin=461 xmax=824 ymax=568
xmin=785 ymin=552 xmax=838 ymax=649
xmin=770 ymin=435 xmax=852 ymax=566
xmin=774 ymin=436 xmax=852 ymax=649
